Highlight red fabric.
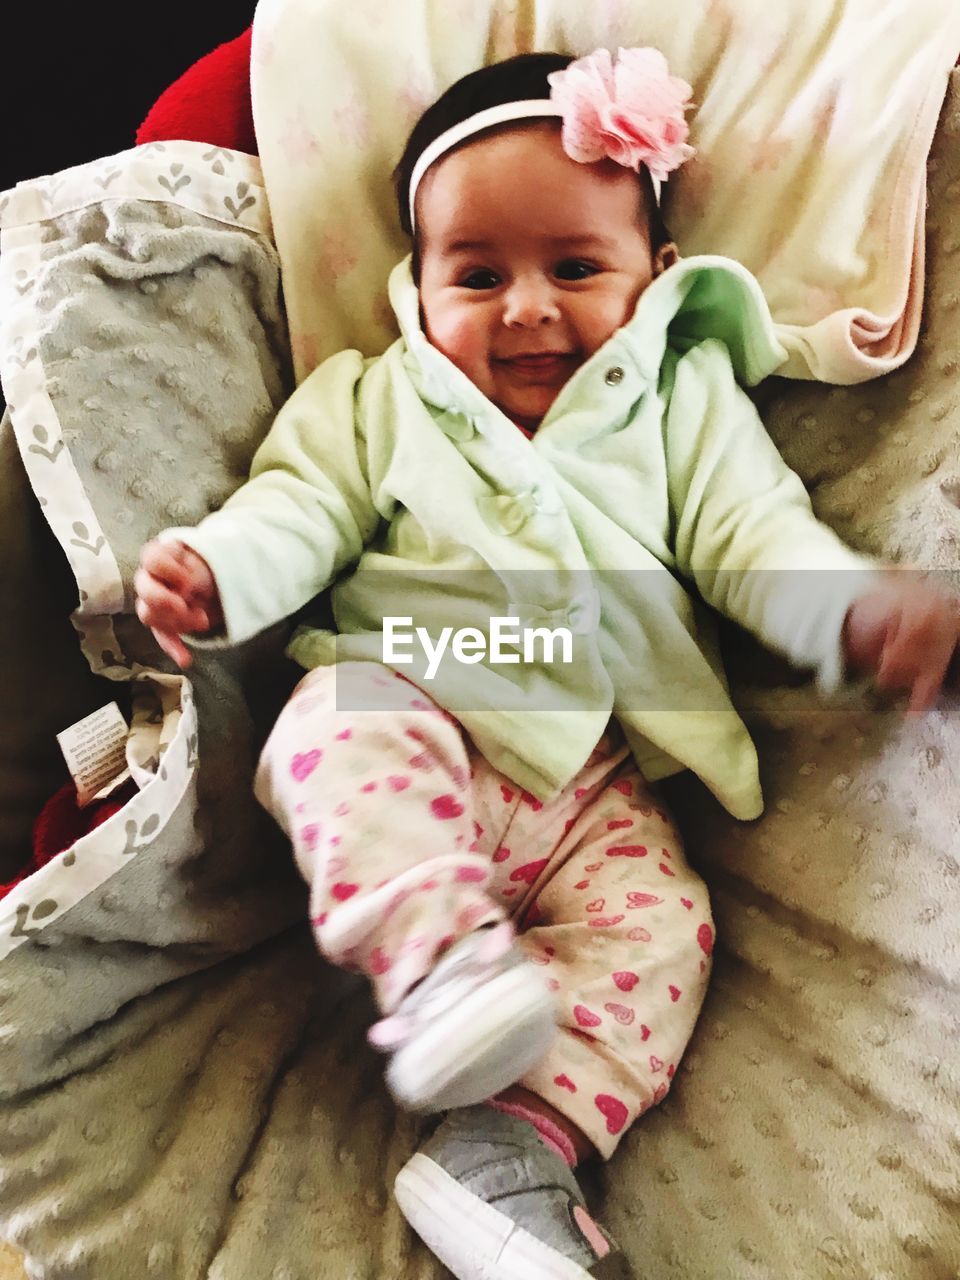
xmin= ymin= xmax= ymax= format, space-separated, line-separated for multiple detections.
xmin=0 ymin=780 xmax=135 ymax=901
xmin=136 ymin=27 xmax=257 ymax=154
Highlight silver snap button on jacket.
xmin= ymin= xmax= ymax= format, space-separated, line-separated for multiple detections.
xmin=604 ymin=366 xmax=625 ymax=386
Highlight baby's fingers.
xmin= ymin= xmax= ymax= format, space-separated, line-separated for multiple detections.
xmin=151 ymin=627 xmax=194 ymax=670
xmin=139 ymin=539 xmax=213 ymax=603
xmin=878 ymin=606 xmax=956 ymax=717
xmin=140 ymin=541 xmax=190 ymax=588
xmin=133 ymin=567 xmax=209 ymax=635
xmin=904 ymin=633 xmax=955 ymax=718
xmin=905 ymin=673 xmax=943 ymax=719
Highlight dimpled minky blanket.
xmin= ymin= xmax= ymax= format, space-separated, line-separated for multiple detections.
xmin=1 ymin=63 xmax=960 ymax=1280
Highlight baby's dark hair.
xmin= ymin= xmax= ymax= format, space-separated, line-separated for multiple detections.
xmin=393 ymin=52 xmax=672 ymax=280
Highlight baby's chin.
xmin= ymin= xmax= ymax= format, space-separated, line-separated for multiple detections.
xmin=505 ymin=413 xmax=541 ymax=437
xmin=498 ymin=398 xmax=556 ymax=433
xmin=497 ymin=382 xmax=571 ymax=429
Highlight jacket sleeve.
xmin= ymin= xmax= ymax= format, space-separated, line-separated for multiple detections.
xmin=164 ymin=349 xmax=383 ymax=646
xmin=663 ymin=339 xmax=882 ymax=691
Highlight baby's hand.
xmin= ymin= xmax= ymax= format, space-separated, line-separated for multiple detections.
xmin=843 ymin=575 xmax=960 ymax=717
xmin=134 ymin=540 xmax=223 ymax=669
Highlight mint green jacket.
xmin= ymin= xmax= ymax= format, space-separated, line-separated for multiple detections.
xmin=172 ymin=255 xmax=878 ymax=819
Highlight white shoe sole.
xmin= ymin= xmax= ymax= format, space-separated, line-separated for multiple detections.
xmin=395 ymin=1152 xmax=593 ymax=1280
xmin=385 ymin=962 xmax=557 ymax=1111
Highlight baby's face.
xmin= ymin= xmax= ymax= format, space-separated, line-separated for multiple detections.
xmin=417 ymin=123 xmax=674 ymax=431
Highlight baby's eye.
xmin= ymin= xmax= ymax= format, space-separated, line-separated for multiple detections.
xmin=460 ymin=269 xmax=501 ymax=290
xmin=555 ymin=259 xmax=601 ymax=281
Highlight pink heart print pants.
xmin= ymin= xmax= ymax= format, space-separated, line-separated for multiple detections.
xmin=254 ymin=661 xmax=714 ymax=1158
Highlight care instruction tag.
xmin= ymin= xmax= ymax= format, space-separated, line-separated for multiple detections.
xmin=57 ymin=702 xmax=131 ymax=808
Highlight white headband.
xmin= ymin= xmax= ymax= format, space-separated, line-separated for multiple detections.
xmin=407 ymin=100 xmax=563 ymax=229
xmin=404 ymin=48 xmax=696 ymax=232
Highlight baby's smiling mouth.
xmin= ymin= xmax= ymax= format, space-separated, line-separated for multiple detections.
xmin=496 ymin=351 xmax=579 ymax=376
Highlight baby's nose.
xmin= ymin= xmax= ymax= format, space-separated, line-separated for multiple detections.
xmin=503 ymin=279 xmax=561 ymax=327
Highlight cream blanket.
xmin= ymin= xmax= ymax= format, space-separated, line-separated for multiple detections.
xmin=252 ymin=0 xmax=960 ymax=384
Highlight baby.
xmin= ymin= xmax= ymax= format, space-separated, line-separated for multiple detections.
xmin=135 ymin=49 xmax=960 ymax=1280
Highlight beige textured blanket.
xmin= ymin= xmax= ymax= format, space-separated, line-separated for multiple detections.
xmin=0 ymin=1244 xmax=21 ymax=1280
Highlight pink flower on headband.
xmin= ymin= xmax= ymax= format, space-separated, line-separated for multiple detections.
xmin=547 ymin=47 xmax=695 ymax=183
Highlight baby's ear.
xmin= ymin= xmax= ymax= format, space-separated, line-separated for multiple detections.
xmin=654 ymin=242 xmax=679 ymax=276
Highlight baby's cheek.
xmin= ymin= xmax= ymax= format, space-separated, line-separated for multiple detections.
xmin=582 ymin=289 xmax=645 ymax=356
xmin=430 ymin=315 xmax=489 ymax=378
xmin=616 ymin=281 xmax=649 ymax=327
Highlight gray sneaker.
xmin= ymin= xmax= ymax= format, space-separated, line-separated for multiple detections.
xmin=368 ymin=924 xmax=558 ymax=1112
xmin=394 ymin=1106 xmax=635 ymax=1279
